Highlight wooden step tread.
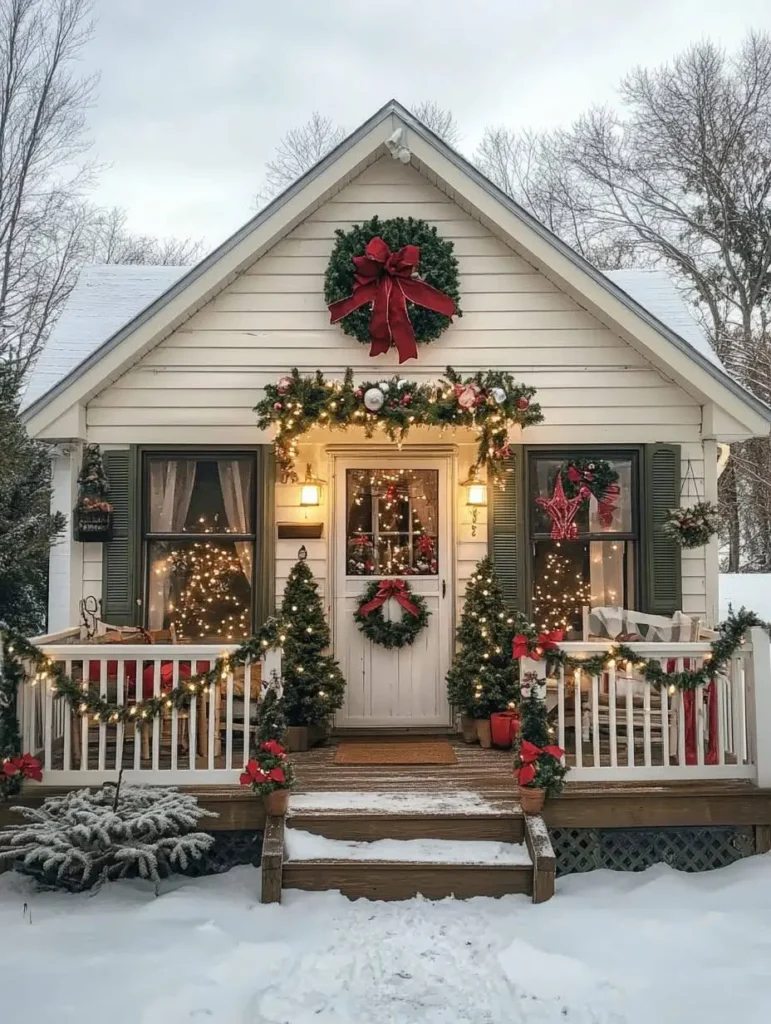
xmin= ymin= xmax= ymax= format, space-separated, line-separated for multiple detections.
xmin=284 ymin=830 xmax=532 ymax=868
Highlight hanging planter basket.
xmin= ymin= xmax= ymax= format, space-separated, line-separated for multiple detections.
xmin=73 ymin=505 xmax=114 ymax=543
xmin=662 ymin=501 xmax=719 ymax=549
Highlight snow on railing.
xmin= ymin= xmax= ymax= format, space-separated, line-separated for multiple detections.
xmin=548 ymin=628 xmax=771 ymax=782
xmin=17 ymin=642 xmax=282 ymax=786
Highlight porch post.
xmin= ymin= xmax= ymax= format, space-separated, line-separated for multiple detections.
xmin=48 ymin=443 xmax=83 ymax=632
xmin=747 ymin=627 xmax=771 ymax=788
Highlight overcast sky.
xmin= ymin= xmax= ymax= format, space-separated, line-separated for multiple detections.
xmin=83 ymin=0 xmax=771 ymax=249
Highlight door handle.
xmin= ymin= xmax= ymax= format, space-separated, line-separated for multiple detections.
xmin=442 ymin=579 xmax=446 ymax=599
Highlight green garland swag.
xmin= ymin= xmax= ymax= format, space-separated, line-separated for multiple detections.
xmin=353 ymin=580 xmax=431 ymax=650
xmin=0 ymin=618 xmax=288 ymax=753
xmin=324 ymin=216 xmax=462 ymax=347
xmin=255 ymin=366 xmax=542 ymax=485
xmin=515 ymin=607 xmax=767 ymax=692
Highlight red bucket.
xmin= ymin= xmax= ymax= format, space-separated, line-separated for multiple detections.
xmin=491 ymin=711 xmax=519 ymax=749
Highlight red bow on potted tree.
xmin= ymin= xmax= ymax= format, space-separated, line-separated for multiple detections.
xmin=240 ymin=740 xmax=295 ymax=816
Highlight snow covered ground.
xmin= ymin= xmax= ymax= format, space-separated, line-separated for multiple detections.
xmin=2 ymin=856 xmax=771 ymax=1023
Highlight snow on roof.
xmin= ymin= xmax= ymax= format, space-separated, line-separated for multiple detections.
xmin=604 ymin=269 xmax=723 ymax=369
xmin=21 ymin=264 xmax=190 ymax=411
xmin=22 ymin=262 xmax=718 ymax=414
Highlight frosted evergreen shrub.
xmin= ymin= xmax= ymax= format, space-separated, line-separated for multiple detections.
xmin=0 ymin=781 xmax=217 ymax=892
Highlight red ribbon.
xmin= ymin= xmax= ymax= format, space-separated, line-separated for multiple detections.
xmin=516 ymin=739 xmax=565 ymax=785
xmin=597 ymin=482 xmax=620 ymax=528
xmin=359 ymin=578 xmax=420 ymax=618
xmin=327 ymin=237 xmax=457 ymax=364
xmin=512 ymin=630 xmax=564 ymax=661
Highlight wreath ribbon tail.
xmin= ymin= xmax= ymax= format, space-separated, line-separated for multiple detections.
xmin=328 ymin=281 xmax=378 ymax=324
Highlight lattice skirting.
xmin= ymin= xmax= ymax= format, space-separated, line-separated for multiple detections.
xmin=551 ymin=826 xmax=757 ymax=875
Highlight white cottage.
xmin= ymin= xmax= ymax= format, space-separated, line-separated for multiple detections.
xmin=17 ymin=101 xmax=771 ymax=793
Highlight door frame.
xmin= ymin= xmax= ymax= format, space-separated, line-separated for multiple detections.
xmin=327 ymin=443 xmax=457 ymax=728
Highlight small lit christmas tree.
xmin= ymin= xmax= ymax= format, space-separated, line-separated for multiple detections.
xmin=280 ymin=558 xmax=346 ymax=725
xmin=446 ymin=556 xmax=519 ymax=719
xmin=167 ymin=524 xmax=250 ymax=640
xmin=532 ymin=546 xmax=590 ymax=635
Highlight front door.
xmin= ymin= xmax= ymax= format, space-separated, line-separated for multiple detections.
xmin=333 ymin=455 xmax=453 ymax=728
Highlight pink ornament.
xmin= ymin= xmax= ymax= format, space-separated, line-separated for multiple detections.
xmin=355 ymin=388 xmax=364 ymax=399
xmin=401 ymin=393 xmax=412 ymax=405
xmin=455 ymin=383 xmax=483 ymax=410
xmin=516 ymin=396 xmax=530 ymax=411
xmin=273 ymin=402 xmax=282 ymax=411
xmin=277 ymin=376 xmax=293 ymax=394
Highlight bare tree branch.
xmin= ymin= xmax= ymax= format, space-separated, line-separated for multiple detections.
xmin=255 ymin=111 xmax=345 ymax=205
xmin=410 ymin=101 xmax=460 ymax=146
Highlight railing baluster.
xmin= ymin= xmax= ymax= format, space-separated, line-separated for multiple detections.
xmin=244 ymin=661 xmax=252 ymax=765
xmin=643 ymin=680 xmax=652 ymax=767
xmin=81 ymin=660 xmax=89 ymax=771
xmin=116 ymin=660 xmax=125 ymax=771
xmin=226 ymin=668 xmax=234 ymax=771
xmin=63 ymin=658 xmax=72 ymax=772
xmin=189 ymin=678 xmax=197 ymax=771
xmin=676 ymin=658 xmax=686 ymax=767
xmin=557 ymin=666 xmax=565 ymax=754
xmin=625 ymin=662 xmax=634 ymax=767
xmin=573 ymin=668 xmax=583 ymax=768
xmin=695 ymin=679 xmax=706 ymax=767
xmin=170 ymin=659 xmax=179 ymax=772
xmin=591 ymin=673 xmax=600 ymax=767
xmin=731 ymin=655 xmax=746 ymax=764
xmin=608 ymin=662 xmax=617 ymax=768
xmin=661 ymin=682 xmax=670 ymax=767
xmin=152 ymin=659 xmax=161 ymax=772
xmin=208 ymin=680 xmax=216 ymax=771
xmin=716 ymin=673 xmax=726 ymax=766
xmin=44 ymin=663 xmax=53 ymax=772
xmin=98 ymin=659 xmax=107 ymax=771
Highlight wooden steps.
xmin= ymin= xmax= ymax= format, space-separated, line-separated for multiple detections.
xmin=260 ymin=790 xmax=555 ymax=904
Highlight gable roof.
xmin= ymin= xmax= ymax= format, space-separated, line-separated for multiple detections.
xmin=20 ymin=99 xmax=771 ymax=437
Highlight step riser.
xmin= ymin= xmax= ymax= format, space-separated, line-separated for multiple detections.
xmin=287 ymin=815 xmax=525 ymax=844
xmin=282 ymin=863 xmax=533 ymax=901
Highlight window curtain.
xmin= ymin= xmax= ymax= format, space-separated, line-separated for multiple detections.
xmin=147 ymin=461 xmax=197 ymax=629
xmin=218 ymin=459 xmax=253 ymax=581
xmin=588 ymin=541 xmax=625 ymax=609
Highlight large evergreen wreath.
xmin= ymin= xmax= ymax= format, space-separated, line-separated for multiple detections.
xmin=353 ymin=578 xmax=431 ymax=649
xmin=324 ymin=216 xmax=461 ymax=348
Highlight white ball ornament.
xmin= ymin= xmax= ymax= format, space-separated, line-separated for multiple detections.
xmin=397 ymin=379 xmax=408 ymax=389
xmin=378 ymin=382 xmax=390 ymax=394
xmin=491 ymin=387 xmax=507 ymax=405
xmin=364 ymin=387 xmax=385 ymax=412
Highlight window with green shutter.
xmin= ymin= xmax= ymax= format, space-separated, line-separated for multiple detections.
xmin=641 ymin=443 xmax=682 ymax=615
xmin=101 ymin=448 xmax=139 ymax=626
xmin=489 ymin=450 xmax=525 ymax=611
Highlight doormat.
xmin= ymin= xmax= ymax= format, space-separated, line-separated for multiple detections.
xmin=334 ymin=738 xmax=457 ymax=766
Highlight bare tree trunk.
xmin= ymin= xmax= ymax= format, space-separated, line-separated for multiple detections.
xmin=720 ymin=457 xmax=741 ymax=572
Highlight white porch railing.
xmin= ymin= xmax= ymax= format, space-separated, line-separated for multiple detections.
xmin=548 ymin=628 xmax=771 ymax=783
xmin=16 ymin=641 xmax=282 ymax=787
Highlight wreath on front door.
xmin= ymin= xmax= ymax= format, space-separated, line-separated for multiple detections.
xmin=353 ymin=578 xmax=431 ymax=649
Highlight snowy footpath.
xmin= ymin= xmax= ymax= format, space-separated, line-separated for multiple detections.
xmin=2 ymin=856 xmax=771 ymax=1023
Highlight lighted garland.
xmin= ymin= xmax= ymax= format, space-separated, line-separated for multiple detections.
xmin=353 ymin=579 xmax=431 ymax=650
xmin=323 ymin=216 xmax=461 ymax=348
xmin=515 ymin=607 xmax=767 ymax=692
xmin=0 ymin=617 xmax=287 ymax=739
xmin=255 ymin=366 xmax=542 ymax=484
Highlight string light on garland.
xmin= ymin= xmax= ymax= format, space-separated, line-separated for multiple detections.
xmin=255 ymin=366 xmax=542 ymax=486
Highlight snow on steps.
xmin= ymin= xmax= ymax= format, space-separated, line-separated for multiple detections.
xmin=261 ymin=790 xmax=555 ymax=904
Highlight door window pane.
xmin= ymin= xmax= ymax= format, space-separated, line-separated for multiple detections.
xmin=346 ymin=468 xmax=439 ymax=576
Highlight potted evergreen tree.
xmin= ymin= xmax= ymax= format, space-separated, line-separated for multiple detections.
xmin=514 ymin=678 xmax=568 ymax=813
xmin=446 ymin=557 xmax=519 ymax=746
xmin=73 ymin=444 xmax=114 ymax=542
xmin=279 ymin=557 xmax=346 ymax=751
xmin=240 ymin=740 xmax=295 ymax=816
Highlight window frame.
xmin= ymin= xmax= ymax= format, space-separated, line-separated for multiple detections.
xmin=524 ymin=445 xmax=644 ymax=619
xmin=137 ymin=446 xmax=269 ymax=639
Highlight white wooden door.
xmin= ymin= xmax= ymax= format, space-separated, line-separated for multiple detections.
xmin=333 ymin=455 xmax=453 ymax=729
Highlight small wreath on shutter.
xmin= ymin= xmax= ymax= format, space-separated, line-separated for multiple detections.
xmin=353 ymin=578 xmax=431 ymax=649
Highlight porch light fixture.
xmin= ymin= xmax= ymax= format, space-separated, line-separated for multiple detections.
xmin=461 ymin=466 xmax=487 ymax=537
xmin=299 ymin=464 xmax=325 ymax=508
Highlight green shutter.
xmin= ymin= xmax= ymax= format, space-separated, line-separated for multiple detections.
xmin=255 ymin=445 xmax=276 ymax=623
xmin=489 ymin=449 xmax=526 ymax=611
xmin=642 ymin=443 xmax=682 ymax=615
xmin=101 ymin=448 xmax=138 ymax=625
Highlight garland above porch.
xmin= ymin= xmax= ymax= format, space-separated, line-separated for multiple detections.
xmin=254 ymin=366 xmax=543 ymax=484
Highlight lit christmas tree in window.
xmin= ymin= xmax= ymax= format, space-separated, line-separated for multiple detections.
xmin=532 ymin=545 xmax=591 ymax=634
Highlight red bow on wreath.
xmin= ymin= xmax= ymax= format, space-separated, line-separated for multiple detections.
xmin=512 ymin=630 xmax=564 ymax=661
xmin=327 ymin=237 xmax=457 ymax=364
xmin=358 ymin=578 xmax=420 ymax=618
xmin=516 ymin=739 xmax=565 ymax=786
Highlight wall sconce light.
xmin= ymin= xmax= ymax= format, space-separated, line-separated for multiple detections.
xmin=461 ymin=466 xmax=487 ymax=537
xmin=299 ymin=464 xmax=325 ymax=508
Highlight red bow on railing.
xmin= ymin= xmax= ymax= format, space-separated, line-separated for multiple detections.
xmin=512 ymin=630 xmax=564 ymax=661
xmin=516 ymin=739 xmax=565 ymax=786
xmin=358 ymin=578 xmax=420 ymax=618
xmin=327 ymin=237 xmax=457 ymax=364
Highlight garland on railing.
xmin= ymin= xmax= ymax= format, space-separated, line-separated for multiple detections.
xmin=0 ymin=618 xmax=288 ymax=760
xmin=513 ymin=607 xmax=767 ymax=692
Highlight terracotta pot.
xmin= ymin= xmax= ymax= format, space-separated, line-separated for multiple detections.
xmin=460 ymin=715 xmax=478 ymax=744
xmin=476 ymin=718 xmax=492 ymax=749
xmin=285 ymin=725 xmax=309 ymax=752
xmin=518 ymin=786 xmax=546 ymax=814
xmin=265 ymin=788 xmax=290 ymax=816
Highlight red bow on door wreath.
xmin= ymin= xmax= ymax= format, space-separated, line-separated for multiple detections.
xmin=327 ymin=237 xmax=457 ymax=364
xmin=516 ymin=739 xmax=566 ymax=786
xmin=358 ymin=578 xmax=420 ymax=618
xmin=512 ymin=630 xmax=564 ymax=661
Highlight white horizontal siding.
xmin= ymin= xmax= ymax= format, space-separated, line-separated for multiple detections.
xmin=81 ymin=154 xmax=712 ymax=627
